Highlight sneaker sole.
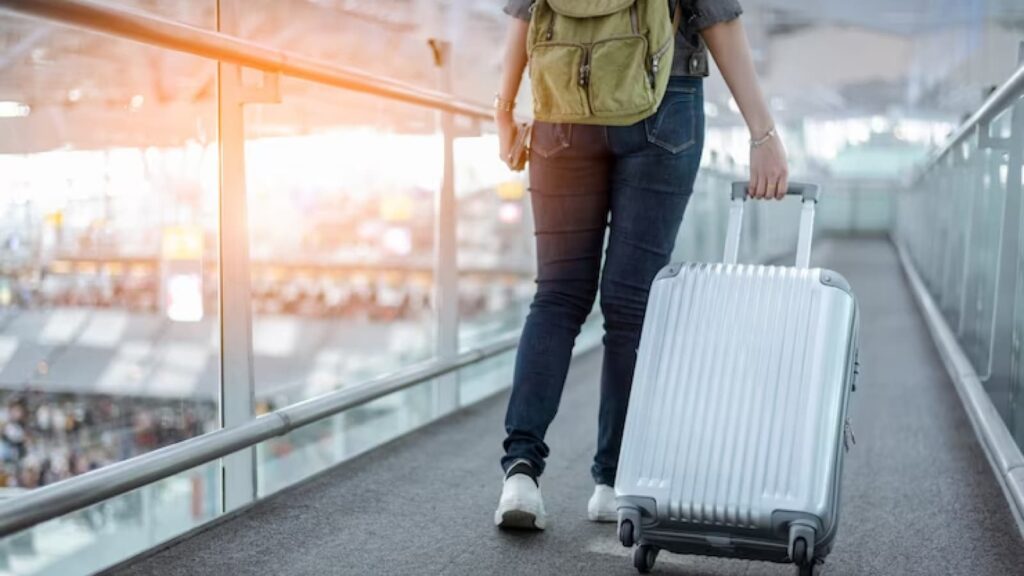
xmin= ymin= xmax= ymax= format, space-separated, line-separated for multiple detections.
xmin=496 ymin=509 xmax=545 ymax=530
xmin=587 ymin=511 xmax=617 ymax=523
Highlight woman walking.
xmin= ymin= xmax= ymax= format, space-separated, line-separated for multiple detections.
xmin=494 ymin=0 xmax=789 ymax=529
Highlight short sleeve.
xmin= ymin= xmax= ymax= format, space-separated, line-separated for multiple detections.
xmin=690 ymin=0 xmax=743 ymax=30
xmin=503 ymin=0 xmax=534 ymax=21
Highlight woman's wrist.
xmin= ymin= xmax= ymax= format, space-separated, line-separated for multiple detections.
xmin=495 ymin=108 xmax=515 ymax=124
xmin=748 ymin=121 xmax=774 ymax=140
xmin=750 ymin=126 xmax=777 ymax=149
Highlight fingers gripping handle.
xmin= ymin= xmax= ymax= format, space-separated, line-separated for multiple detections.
xmin=730 ymin=181 xmax=821 ymax=202
xmin=724 ymin=181 xmax=820 ymax=268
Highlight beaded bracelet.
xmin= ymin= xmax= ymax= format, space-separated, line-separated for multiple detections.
xmin=750 ymin=127 xmax=777 ymax=148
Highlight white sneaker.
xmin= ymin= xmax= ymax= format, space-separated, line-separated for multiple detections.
xmin=494 ymin=460 xmax=546 ymax=530
xmin=587 ymin=484 xmax=617 ymax=523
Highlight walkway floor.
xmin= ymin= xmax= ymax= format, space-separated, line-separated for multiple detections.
xmin=110 ymin=239 xmax=1024 ymax=576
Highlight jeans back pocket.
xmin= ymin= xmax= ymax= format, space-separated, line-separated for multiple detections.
xmin=530 ymin=122 xmax=573 ymax=159
xmin=644 ymin=86 xmax=698 ymax=154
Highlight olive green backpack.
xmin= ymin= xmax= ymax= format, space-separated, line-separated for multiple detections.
xmin=527 ymin=0 xmax=683 ymax=126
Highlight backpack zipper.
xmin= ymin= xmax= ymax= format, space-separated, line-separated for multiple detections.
xmin=646 ymin=6 xmax=695 ymax=87
xmin=578 ymin=47 xmax=591 ymax=87
xmin=648 ymin=35 xmax=674 ymax=88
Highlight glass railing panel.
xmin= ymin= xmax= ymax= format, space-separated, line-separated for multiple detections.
xmin=242 ymin=78 xmax=439 ymax=408
xmin=0 ymin=11 xmax=220 ymax=493
xmin=256 ymin=378 xmax=438 ymax=497
xmin=925 ymin=167 xmax=946 ymax=291
xmin=961 ymin=136 xmax=1007 ymax=375
xmin=0 ymin=11 xmax=222 ymax=573
xmin=0 ymin=462 xmax=219 ymax=576
xmin=455 ymin=135 xmax=532 ymax=352
xmin=973 ymin=104 xmax=1017 ymax=420
xmin=816 ymin=184 xmax=855 ymax=234
xmin=1014 ymin=97 xmax=1024 ymax=443
xmin=852 ymin=190 xmax=892 ymax=234
xmin=795 ymin=179 xmax=896 ymax=237
xmin=458 ymin=350 xmax=517 ymax=408
xmin=934 ymin=159 xmax=959 ymax=320
xmin=926 ymin=170 xmax=946 ymax=291
xmin=899 ymin=91 xmax=1024 ymax=453
xmin=924 ymin=163 xmax=946 ymax=297
xmin=674 ymin=172 xmax=728 ymax=263
xmin=938 ymin=143 xmax=974 ymax=328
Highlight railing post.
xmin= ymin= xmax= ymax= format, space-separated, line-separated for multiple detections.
xmin=216 ymin=0 xmax=280 ymax=512
xmin=957 ymin=141 xmax=978 ymax=336
xmin=1007 ymin=43 xmax=1024 ymax=438
xmin=986 ymin=61 xmax=1024 ymax=423
xmin=430 ymin=38 xmax=460 ymax=414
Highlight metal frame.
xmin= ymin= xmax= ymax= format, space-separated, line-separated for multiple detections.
xmin=215 ymin=0 xmax=282 ymax=514
xmin=432 ymin=38 xmax=461 ymax=415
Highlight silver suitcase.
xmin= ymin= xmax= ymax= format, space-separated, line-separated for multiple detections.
xmin=615 ymin=182 xmax=859 ymax=576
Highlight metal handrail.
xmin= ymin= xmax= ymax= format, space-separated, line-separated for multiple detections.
xmin=922 ymin=62 xmax=1024 ymax=175
xmin=0 ymin=0 xmax=494 ymax=121
xmin=0 ymin=333 xmax=520 ymax=537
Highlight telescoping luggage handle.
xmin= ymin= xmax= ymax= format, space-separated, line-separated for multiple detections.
xmin=723 ymin=181 xmax=821 ymax=269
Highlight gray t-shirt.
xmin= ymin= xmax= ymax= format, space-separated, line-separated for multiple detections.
xmin=503 ymin=0 xmax=743 ymax=77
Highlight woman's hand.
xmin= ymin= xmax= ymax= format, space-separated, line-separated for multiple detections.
xmin=496 ymin=18 xmax=529 ymax=169
xmin=748 ymin=133 xmax=788 ymax=200
xmin=700 ymin=18 xmax=789 ymax=199
xmin=496 ymin=110 xmax=517 ymax=170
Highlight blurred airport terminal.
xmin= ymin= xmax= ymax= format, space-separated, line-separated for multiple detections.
xmin=0 ymin=1 xmax=1024 ymax=575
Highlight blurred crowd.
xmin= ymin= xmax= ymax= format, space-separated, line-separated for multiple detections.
xmin=0 ymin=393 xmax=215 ymax=489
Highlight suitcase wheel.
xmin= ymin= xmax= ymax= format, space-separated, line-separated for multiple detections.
xmin=793 ymin=538 xmax=824 ymax=576
xmin=633 ymin=544 xmax=658 ymax=574
xmin=797 ymin=560 xmax=824 ymax=576
xmin=618 ymin=519 xmax=635 ymax=548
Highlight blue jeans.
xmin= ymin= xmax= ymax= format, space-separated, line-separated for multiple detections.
xmin=502 ymin=76 xmax=705 ymax=486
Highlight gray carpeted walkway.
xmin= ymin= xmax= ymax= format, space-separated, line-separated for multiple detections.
xmin=110 ymin=239 xmax=1024 ymax=576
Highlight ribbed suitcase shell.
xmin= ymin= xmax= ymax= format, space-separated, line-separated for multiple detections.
xmin=616 ymin=261 xmax=857 ymax=562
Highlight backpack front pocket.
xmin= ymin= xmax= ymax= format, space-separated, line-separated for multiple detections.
xmin=589 ymin=36 xmax=655 ymax=117
xmin=530 ymin=44 xmax=590 ymax=119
